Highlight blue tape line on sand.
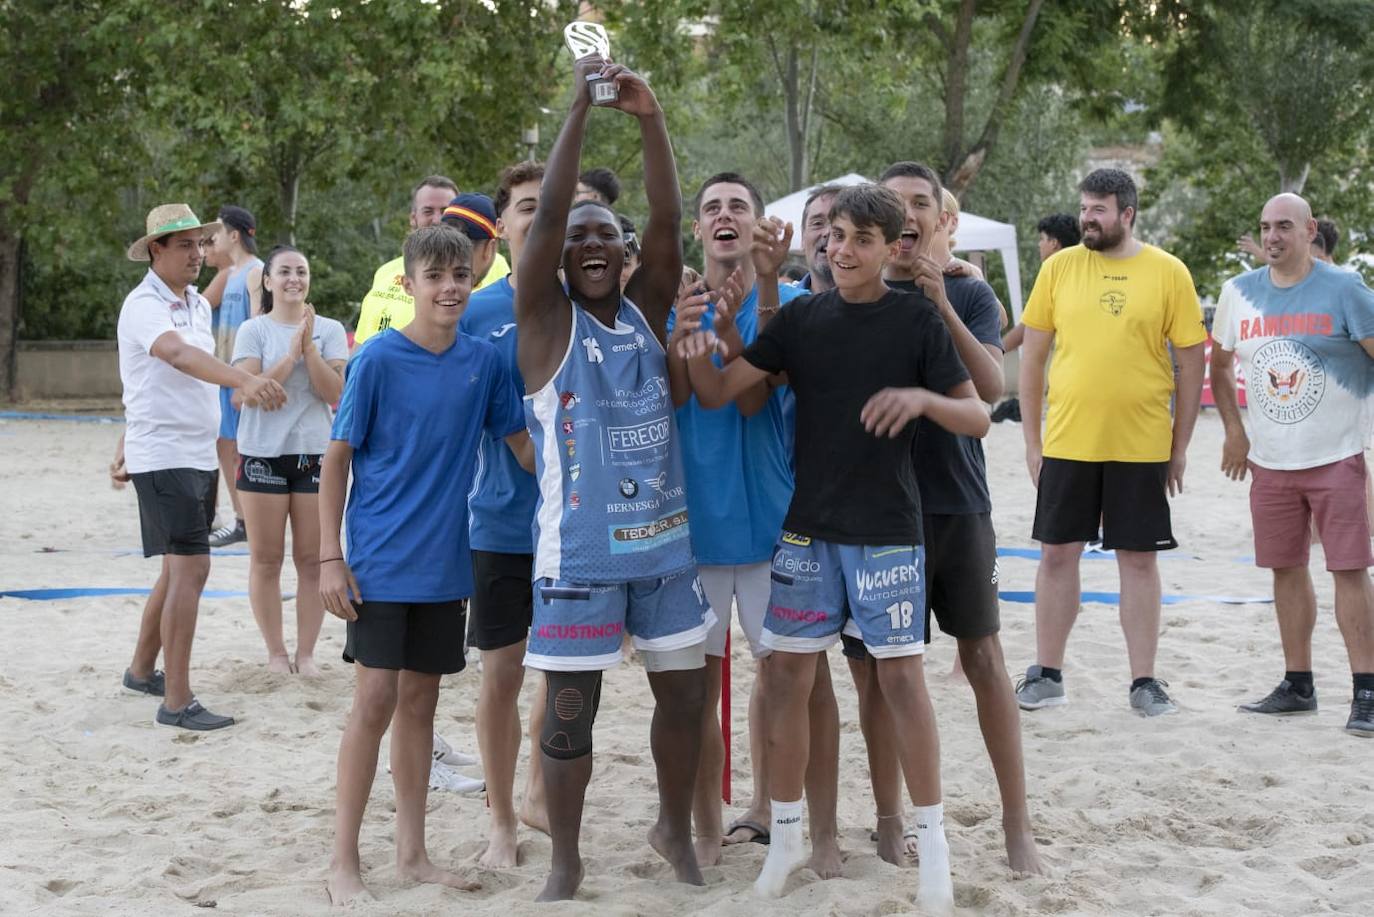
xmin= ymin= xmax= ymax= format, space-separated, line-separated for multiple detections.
xmin=997 ymin=547 xmax=1197 ymax=561
xmin=998 ymin=590 xmax=1271 ymax=606
xmin=0 ymin=411 xmax=124 ymax=424
xmin=3 ymin=588 xmax=250 ymax=601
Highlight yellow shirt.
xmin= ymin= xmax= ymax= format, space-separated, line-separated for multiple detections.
xmin=1022 ymin=243 xmax=1205 ymax=462
xmin=354 ymin=251 xmax=509 ymax=344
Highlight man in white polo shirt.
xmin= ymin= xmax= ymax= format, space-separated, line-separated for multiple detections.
xmin=113 ymin=204 xmax=286 ymax=731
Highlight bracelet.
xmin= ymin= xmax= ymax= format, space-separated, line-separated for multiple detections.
xmin=319 ymin=557 xmax=345 ymax=564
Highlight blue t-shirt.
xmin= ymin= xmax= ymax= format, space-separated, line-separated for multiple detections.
xmin=669 ymin=282 xmax=807 ymax=565
xmin=460 ymin=276 xmax=538 ymax=554
xmin=331 ymin=328 xmax=524 ymax=602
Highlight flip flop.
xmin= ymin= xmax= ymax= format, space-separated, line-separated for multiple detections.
xmin=723 ymin=818 xmax=770 ymax=846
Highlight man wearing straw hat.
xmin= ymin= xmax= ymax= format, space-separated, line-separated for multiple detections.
xmin=113 ymin=203 xmax=287 ymax=730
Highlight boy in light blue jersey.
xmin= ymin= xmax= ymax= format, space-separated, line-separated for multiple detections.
xmin=318 ymin=225 xmax=531 ymax=905
xmin=514 ymin=54 xmax=710 ymax=902
xmin=457 ymin=160 xmax=550 ymax=867
xmin=665 ymin=171 xmax=841 ymax=872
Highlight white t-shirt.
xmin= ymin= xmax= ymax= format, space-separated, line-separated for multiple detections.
xmin=232 ymin=313 xmax=349 ymax=456
xmin=1213 ymin=261 xmax=1374 ymax=470
xmin=117 ymin=270 xmax=220 ymax=473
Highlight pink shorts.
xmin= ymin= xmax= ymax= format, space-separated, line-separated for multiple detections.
xmin=1249 ymin=454 xmax=1374 ymax=571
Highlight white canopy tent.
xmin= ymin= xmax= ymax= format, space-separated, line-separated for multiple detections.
xmin=765 ymin=173 xmax=1025 ymax=320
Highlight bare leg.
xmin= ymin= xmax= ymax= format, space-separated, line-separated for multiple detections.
xmin=216 ymin=437 xmax=243 ymax=522
xmin=161 ymin=553 xmax=211 ymax=711
xmin=847 ymin=654 xmax=906 ymax=865
xmin=326 ymin=664 xmax=397 ymax=905
xmin=1116 ymin=550 xmax=1162 ymax=680
xmin=1334 ymin=569 xmax=1374 ymax=672
xmin=723 ymin=655 xmax=772 ymax=844
xmin=958 ymin=634 xmax=1043 ymax=875
xmin=804 ymin=654 xmax=842 ymax=878
xmin=393 ymin=669 xmax=477 ymax=890
xmin=1034 ymin=542 xmax=1084 ymax=670
xmin=692 ymin=654 xmax=725 ymax=866
xmin=1272 ymin=567 xmax=1318 ymax=672
xmin=239 ymin=489 xmax=291 ymax=672
xmin=520 ymin=671 xmax=549 ymax=834
xmin=129 ymin=558 xmax=169 ymax=678
xmin=289 ymin=491 xmax=324 ymax=676
xmin=755 ymin=651 xmax=819 ymax=897
xmin=476 ymin=640 xmax=528 ymax=868
xmin=647 ymin=666 xmax=707 ymax=886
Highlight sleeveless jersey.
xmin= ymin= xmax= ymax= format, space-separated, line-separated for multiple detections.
xmin=525 ymin=299 xmax=694 ymax=584
xmin=214 ymin=257 xmax=263 ymax=363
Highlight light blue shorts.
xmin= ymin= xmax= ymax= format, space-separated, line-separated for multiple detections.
xmin=762 ymin=533 xmax=925 ymax=658
xmin=218 ymin=386 xmax=240 ymax=440
xmin=523 ymin=567 xmax=715 ymax=672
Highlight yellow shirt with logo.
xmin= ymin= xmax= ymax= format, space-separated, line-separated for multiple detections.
xmin=1022 ymin=243 xmax=1205 ymax=462
xmin=353 ymin=251 xmax=509 ymax=344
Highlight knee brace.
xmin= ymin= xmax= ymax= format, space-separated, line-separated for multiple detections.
xmin=540 ymin=670 xmax=602 ymax=760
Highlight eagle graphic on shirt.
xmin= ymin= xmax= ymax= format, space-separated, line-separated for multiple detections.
xmin=1266 ymin=367 xmax=1304 ymax=401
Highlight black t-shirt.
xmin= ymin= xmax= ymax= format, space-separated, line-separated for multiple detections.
xmin=742 ymin=287 xmax=970 ymax=544
xmin=887 ymin=276 xmax=1005 ymax=515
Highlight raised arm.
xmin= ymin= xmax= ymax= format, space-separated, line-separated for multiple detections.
xmin=515 ymin=59 xmax=599 ymax=388
xmin=612 ymin=65 xmax=682 ymax=343
xmin=680 ymin=330 xmax=771 ymax=410
xmin=914 ymin=255 xmax=1003 ymax=403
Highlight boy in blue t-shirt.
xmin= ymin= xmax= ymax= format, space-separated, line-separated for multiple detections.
xmin=318 ymin=225 xmax=530 ymax=905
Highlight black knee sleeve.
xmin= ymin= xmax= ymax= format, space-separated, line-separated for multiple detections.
xmin=540 ymin=671 xmax=602 ymax=760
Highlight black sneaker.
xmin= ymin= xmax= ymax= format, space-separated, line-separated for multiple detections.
xmin=155 ymin=699 xmax=235 ymax=731
xmin=123 ymin=668 xmax=165 ymax=697
xmin=1238 ymin=680 xmax=1317 ymax=716
xmin=208 ymin=519 xmax=247 ymax=548
xmin=1347 ymin=689 xmax=1374 ymax=737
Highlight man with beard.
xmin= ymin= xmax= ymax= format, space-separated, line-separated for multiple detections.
xmin=1016 ymin=168 xmax=1206 ymax=717
xmin=795 ymin=184 xmax=845 ymax=293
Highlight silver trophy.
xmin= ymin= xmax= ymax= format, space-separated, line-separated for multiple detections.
xmin=564 ymin=21 xmax=617 ymax=106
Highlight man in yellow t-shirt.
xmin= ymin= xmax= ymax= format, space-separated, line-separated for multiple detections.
xmin=353 ymin=175 xmax=508 ymax=348
xmin=1016 ymin=168 xmax=1206 ymax=718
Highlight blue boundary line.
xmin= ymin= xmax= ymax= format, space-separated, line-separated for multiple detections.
xmin=0 ymin=411 xmax=124 ymax=424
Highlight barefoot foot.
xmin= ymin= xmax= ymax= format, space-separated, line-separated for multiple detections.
xmin=520 ymin=795 xmax=550 ymax=836
xmin=325 ymin=862 xmax=372 ymax=906
xmin=397 ymin=856 xmax=480 ymax=891
xmin=294 ymin=654 xmax=322 ymax=678
xmin=875 ymin=814 xmax=908 ymax=866
xmin=535 ymin=859 xmax=584 ymax=902
xmin=694 ymin=835 xmax=722 ymax=868
xmin=479 ymin=822 xmax=520 ymax=870
xmin=1005 ymin=819 xmax=1046 ymax=876
xmin=806 ymin=835 xmax=843 ymax=879
xmin=649 ymin=821 xmax=704 ymax=886
xmin=267 ymin=653 xmax=293 ymax=675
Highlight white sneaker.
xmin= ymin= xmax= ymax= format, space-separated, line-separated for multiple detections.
xmin=432 ymin=732 xmax=479 ymax=768
xmin=385 ymin=759 xmax=485 ymax=795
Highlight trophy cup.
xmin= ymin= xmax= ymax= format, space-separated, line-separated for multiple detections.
xmin=564 ymin=21 xmax=617 ymax=106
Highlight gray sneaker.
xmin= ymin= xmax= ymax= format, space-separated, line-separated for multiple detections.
xmin=1015 ymin=665 xmax=1067 ymax=710
xmin=1347 ymin=689 xmax=1374 ymax=737
xmin=155 ymin=699 xmax=235 ymax=731
xmin=1238 ymin=680 xmax=1317 ymax=716
xmin=123 ymin=668 xmax=165 ymax=697
xmin=1129 ymin=678 xmax=1178 ymax=717
xmin=208 ymin=519 xmax=246 ymax=548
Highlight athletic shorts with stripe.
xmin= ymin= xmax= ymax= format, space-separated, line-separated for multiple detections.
xmin=523 ymin=567 xmax=716 ymax=672
xmin=764 ymin=533 xmax=925 ymax=659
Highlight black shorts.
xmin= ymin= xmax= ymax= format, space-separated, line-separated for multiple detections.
xmin=467 ymin=550 xmax=534 ymax=651
xmin=842 ymin=513 xmax=1000 ymax=660
xmin=236 ymin=454 xmax=322 ymax=495
xmin=1032 ymin=458 xmax=1177 ymax=551
xmin=131 ymin=468 xmax=217 ymax=557
xmin=344 ymin=600 xmax=468 ymax=674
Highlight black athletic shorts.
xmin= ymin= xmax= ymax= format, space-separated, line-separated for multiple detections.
xmin=236 ymin=454 xmax=322 ymax=495
xmin=131 ymin=468 xmax=217 ymax=557
xmin=1032 ymin=458 xmax=1177 ymax=551
xmin=344 ymin=600 xmax=468 ymax=674
xmin=842 ymin=512 xmax=1001 ymax=660
xmin=466 ymin=550 xmax=534 ymax=651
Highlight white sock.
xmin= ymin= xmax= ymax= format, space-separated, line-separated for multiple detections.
xmin=913 ymin=803 xmax=954 ymax=914
xmin=754 ymin=798 xmax=806 ymax=898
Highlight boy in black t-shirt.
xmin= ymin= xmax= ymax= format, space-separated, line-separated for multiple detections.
xmin=679 ymin=183 xmax=987 ymax=909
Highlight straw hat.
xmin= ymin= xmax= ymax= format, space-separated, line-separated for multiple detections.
xmin=126 ymin=204 xmax=222 ymax=262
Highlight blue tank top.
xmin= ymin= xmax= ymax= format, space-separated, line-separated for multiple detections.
xmin=525 ymin=299 xmax=694 ymax=584
xmin=214 ymin=257 xmax=263 ymax=362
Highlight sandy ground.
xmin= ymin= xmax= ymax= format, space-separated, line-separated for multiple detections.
xmin=1 ymin=410 xmax=1371 ymax=916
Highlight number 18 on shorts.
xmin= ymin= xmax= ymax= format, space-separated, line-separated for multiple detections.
xmin=761 ymin=533 xmax=926 ymax=658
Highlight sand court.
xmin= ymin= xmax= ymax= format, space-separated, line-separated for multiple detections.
xmin=2 ymin=411 xmax=1371 ymax=915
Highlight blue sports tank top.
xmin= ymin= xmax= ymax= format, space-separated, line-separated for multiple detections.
xmin=214 ymin=257 xmax=263 ymax=362
xmin=525 ymin=299 xmax=694 ymax=584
